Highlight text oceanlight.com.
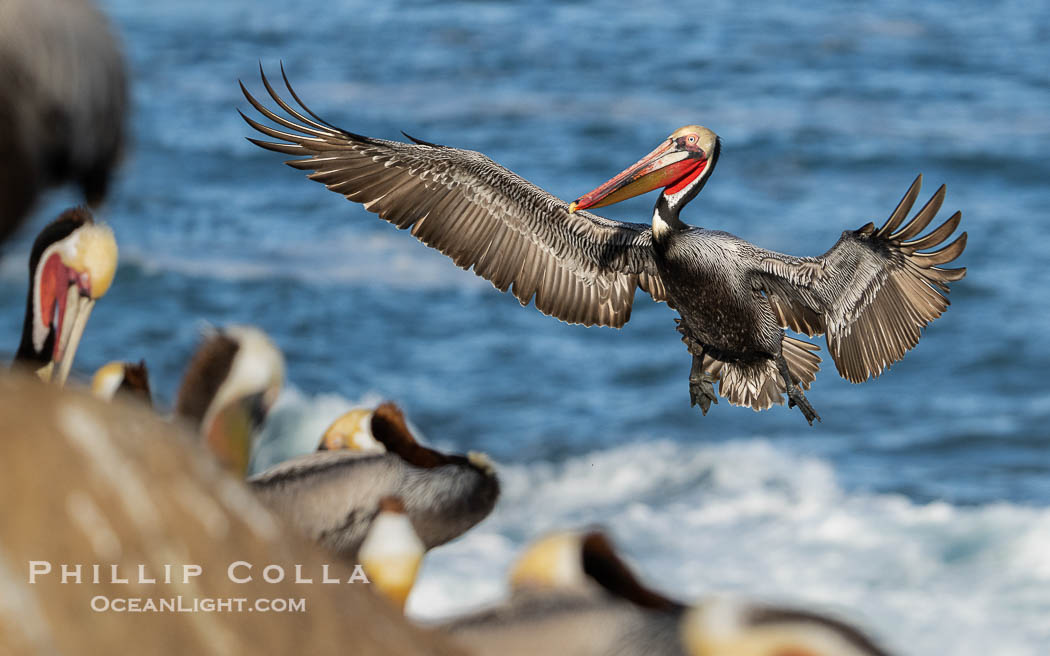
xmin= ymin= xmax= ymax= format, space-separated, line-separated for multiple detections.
xmin=90 ymin=596 xmax=306 ymax=613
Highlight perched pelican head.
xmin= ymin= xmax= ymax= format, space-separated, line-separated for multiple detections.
xmin=318 ymin=407 xmax=385 ymax=452
xmin=569 ymin=126 xmax=720 ymax=214
xmin=681 ymin=597 xmax=890 ymax=656
xmin=509 ymin=530 xmax=590 ymax=590
xmin=16 ymin=207 xmax=117 ymax=386
xmin=363 ymin=402 xmax=498 ymax=478
xmin=358 ymin=496 xmax=425 ymax=612
xmin=91 ymin=359 xmax=152 ymax=404
xmin=175 ymin=325 xmax=285 ymax=476
xmin=510 ymin=529 xmax=680 ymax=610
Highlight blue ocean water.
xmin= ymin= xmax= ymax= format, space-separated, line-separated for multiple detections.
xmin=1 ymin=1 xmax=1048 ymax=653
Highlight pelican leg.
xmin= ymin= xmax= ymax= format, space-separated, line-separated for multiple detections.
xmin=775 ymin=356 xmax=821 ymax=425
xmin=688 ymin=353 xmax=718 ymax=415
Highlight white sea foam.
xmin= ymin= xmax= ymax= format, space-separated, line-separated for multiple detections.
xmin=256 ymin=389 xmax=1050 ymax=656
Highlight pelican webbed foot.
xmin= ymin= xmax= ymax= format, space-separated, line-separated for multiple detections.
xmin=777 ymin=355 xmax=821 ymax=425
xmin=689 ymin=355 xmax=719 ymax=415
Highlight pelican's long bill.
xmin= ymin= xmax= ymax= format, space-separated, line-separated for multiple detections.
xmin=569 ymin=128 xmax=710 ymax=213
xmin=51 ymin=293 xmax=96 ymax=386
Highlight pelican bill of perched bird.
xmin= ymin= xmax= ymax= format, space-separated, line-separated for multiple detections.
xmin=0 ymin=0 xmax=127 ymax=245
xmin=358 ymin=496 xmax=425 ymax=611
xmin=91 ymin=359 xmax=152 ymax=404
xmin=241 ymin=67 xmax=967 ymax=423
xmin=444 ymin=530 xmax=686 ymax=656
xmin=174 ymin=325 xmax=285 ymax=476
xmin=13 ymin=207 xmax=117 ymax=385
xmin=248 ymin=402 xmax=499 ymax=559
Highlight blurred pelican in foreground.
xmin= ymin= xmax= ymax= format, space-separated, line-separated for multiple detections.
xmin=249 ymin=402 xmax=499 ymax=559
xmin=0 ymin=376 xmax=460 ymax=655
xmin=12 ymin=207 xmax=117 ymax=385
xmin=175 ymin=325 xmax=285 ymax=476
xmin=358 ymin=496 xmax=425 ymax=612
xmin=681 ymin=598 xmax=890 ymax=656
xmin=91 ymin=359 xmax=152 ymax=404
xmin=444 ymin=530 xmax=891 ymax=656
xmin=445 ymin=530 xmax=686 ymax=655
xmin=0 ymin=0 xmax=127 ymax=245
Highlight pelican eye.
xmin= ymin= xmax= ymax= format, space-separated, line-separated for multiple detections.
xmin=676 ymin=134 xmax=701 ymax=151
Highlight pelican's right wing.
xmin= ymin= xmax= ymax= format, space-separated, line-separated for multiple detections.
xmin=240 ymin=67 xmax=665 ymax=328
xmin=755 ymin=175 xmax=967 ymax=383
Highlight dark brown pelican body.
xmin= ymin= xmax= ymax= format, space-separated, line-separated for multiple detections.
xmin=655 ymin=226 xmax=824 ymax=414
xmin=0 ymin=0 xmax=127 ymax=245
xmin=13 ymin=207 xmax=117 ymax=385
xmin=241 ymin=68 xmax=966 ymax=423
xmin=174 ymin=325 xmax=285 ymax=476
xmin=248 ymin=402 xmax=499 ymax=559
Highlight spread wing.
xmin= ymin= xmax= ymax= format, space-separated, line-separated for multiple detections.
xmin=240 ymin=66 xmax=666 ymax=328
xmin=755 ymin=175 xmax=967 ymax=382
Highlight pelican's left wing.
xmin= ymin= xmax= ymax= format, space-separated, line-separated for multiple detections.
xmin=240 ymin=67 xmax=666 ymax=328
xmin=754 ymin=175 xmax=967 ymax=383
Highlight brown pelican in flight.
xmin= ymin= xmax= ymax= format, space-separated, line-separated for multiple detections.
xmin=91 ymin=359 xmax=152 ymax=404
xmin=248 ymin=402 xmax=499 ymax=560
xmin=174 ymin=325 xmax=285 ymax=476
xmin=241 ymin=67 xmax=967 ymax=423
xmin=0 ymin=0 xmax=127 ymax=245
xmin=13 ymin=207 xmax=117 ymax=385
xmin=444 ymin=529 xmax=890 ymax=656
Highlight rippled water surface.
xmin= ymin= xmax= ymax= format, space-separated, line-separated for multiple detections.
xmin=2 ymin=1 xmax=1048 ymax=653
